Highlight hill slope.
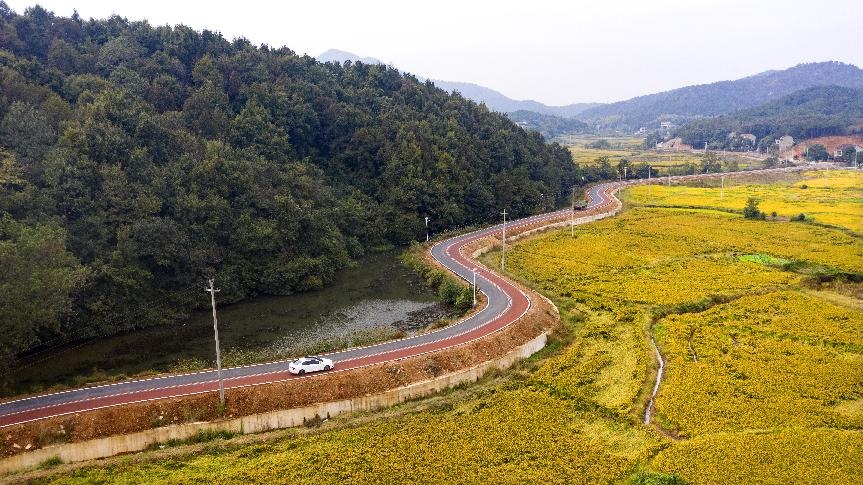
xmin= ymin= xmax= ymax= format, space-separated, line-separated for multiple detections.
xmin=675 ymin=85 xmax=863 ymax=149
xmin=0 ymin=7 xmax=575 ymax=370
xmin=577 ymin=62 xmax=863 ymax=130
xmin=506 ymin=110 xmax=590 ymax=139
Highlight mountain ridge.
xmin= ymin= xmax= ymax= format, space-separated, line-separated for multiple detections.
xmin=576 ymin=61 xmax=863 ymax=131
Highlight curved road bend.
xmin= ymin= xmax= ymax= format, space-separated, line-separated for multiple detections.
xmin=0 ymin=166 xmax=811 ymax=428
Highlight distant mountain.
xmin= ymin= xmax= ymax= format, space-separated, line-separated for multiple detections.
xmin=316 ymin=49 xmax=600 ymax=117
xmin=577 ymin=62 xmax=863 ymax=131
xmin=317 ymin=49 xmax=384 ymax=65
xmin=429 ymin=80 xmax=600 ymax=117
xmin=675 ymin=85 xmax=863 ymax=150
xmin=506 ymin=110 xmax=590 ymax=139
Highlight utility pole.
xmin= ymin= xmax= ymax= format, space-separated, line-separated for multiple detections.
xmin=648 ymin=165 xmax=652 ymax=197
xmin=500 ymin=210 xmax=507 ymax=272
xmin=205 ymin=279 xmax=225 ymax=408
xmin=623 ymin=166 xmax=628 ymax=180
xmin=424 ymin=216 xmax=430 ymax=242
xmin=571 ymin=186 xmax=576 ymax=237
xmin=472 ymin=267 xmax=478 ymax=307
xmin=721 ymin=175 xmax=725 ymax=200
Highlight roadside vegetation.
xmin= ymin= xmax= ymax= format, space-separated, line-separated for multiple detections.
xmin=21 ymin=171 xmax=862 ymax=484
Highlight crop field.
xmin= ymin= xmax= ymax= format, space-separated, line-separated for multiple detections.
xmin=568 ymin=146 xmax=758 ymax=170
xmin=40 ymin=368 xmax=665 ymax=484
xmin=654 ymin=290 xmax=863 ymax=436
xmin=30 ymin=172 xmax=863 ymax=484
xmin=652 ymin=428 xmax=863 ymax=484
xmin=557 ymin=135 xmax=645 ymax=149
xmin=624 ymin=169 xmax=863 ymax=233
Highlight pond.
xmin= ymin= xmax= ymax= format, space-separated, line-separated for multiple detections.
xmin=4 ymin=251 xmax=447 ymax=397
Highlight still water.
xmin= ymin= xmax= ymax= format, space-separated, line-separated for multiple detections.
xmin=5 ymin=251 xmax=445 ymax=397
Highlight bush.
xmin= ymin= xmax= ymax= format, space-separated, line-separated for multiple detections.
xmin=791 ymin=213 xmax=806 ymax=222
xmin=800 ymin=184 xmax=808 ymax=189
xmin=743 ymin=197 xmax=762 ymax=219
xmin=402 ymin=242 xmax=472 ymax=312
xmin=771 ymin=211 xmax=778 ymax=219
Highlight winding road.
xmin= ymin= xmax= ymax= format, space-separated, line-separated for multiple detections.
xmin=0 ymin=166 xmax=812 ymax=428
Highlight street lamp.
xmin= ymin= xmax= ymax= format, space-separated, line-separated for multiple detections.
xmin=500 ymin=210 xmax=507 ymax=272
xmin=424 ymin=216 xmax=430 ymax=242
xmin=472 ymin=267 xmax=478 ymax=307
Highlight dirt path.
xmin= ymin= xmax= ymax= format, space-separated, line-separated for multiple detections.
xmin=644 ymin=336 xmax=665 ymax=425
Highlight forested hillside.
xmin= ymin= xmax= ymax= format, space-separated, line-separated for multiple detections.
xmin=506 ymin=110 xmax=589 ymax=139
xmin=675 ymin=85 xmax=863 ymax=150
xmin=577 ymin=61 xmax=863 ymax=130
xmin=0 ymin=4 xmax=575 ymax=371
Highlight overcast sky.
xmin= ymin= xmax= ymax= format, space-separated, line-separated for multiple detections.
xmin=6 ymin=0 xmax=863 ymax=105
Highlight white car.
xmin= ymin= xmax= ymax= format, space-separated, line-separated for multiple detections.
xmin=288 ymin=356 xmax=334 ymax=375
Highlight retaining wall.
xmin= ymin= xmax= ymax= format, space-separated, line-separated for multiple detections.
xmin=0 ymin=332 xmax=547 ymax=474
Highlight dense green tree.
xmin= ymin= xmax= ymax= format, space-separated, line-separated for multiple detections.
xmin=0 ymin=214 xmax=87 ymax=369
xmin=743 ymin=197 xmax=763 ymax=219
xmin=700 ymin=151 xmax=722 ymax=173
xmin=806 ymin=144 xmax=829 ymax=161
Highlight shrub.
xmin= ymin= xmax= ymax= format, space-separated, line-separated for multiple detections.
xmin=791 ymin=213 xmax=806 ymax=222
xmin=742 ymin=197 xmax=762 ymax=219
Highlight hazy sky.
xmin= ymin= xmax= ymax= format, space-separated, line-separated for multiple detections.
xmin=7 ymin=0 xmax=863 ymax=105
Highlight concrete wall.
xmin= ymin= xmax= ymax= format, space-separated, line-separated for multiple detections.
xmin=0 ymin=332 xmax=547 ymax=474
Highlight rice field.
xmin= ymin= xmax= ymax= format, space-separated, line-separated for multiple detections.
xmin=568 ymin=146 xmax=758 ymax=170
xmin=654 ymin=290 xmax=863 ymax=436
xmin=624 ymin=169 xmax=863 ymax=233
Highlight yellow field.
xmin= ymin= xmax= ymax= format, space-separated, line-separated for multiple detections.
xmin=624 ymin=169 xmax=863 ymax=233
xmin=654 ymin=290 xmax=863 ymax=436
xmin=36 ymin=172 xmax=863 ymax=484
xmin=568 ymin=147 xmax=635 ymax=165
xmin=652 ymin=428 xmax=863 ymax=485
xmin=45 ymin=381 xmax=663 ymax=484
xmin=568 ymin=146 xmax=757 ymax=170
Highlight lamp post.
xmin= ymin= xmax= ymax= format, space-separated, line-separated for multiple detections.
xmin=424 ymin=216 xmax=429 ymax=242
xmin=500 ymin=210 xmax=507 ymax=272
xmin=472 ymin=267 xmax=477 ymax=307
